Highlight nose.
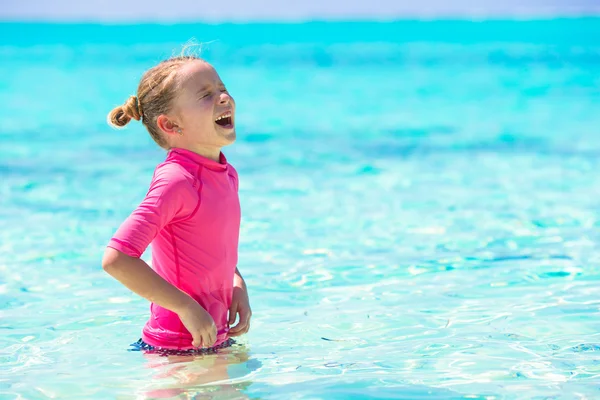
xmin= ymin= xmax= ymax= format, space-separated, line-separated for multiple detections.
xmin=218 ymin=92 xmax=232 ymax=105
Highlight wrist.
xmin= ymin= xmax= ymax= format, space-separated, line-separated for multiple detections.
xmin=233 ymin=273 xmax=245 ymax=288
xmin=172 ymin=291 xmax=196 ymax=314
xmin=233 ymin=267 xmax=245 ymax=288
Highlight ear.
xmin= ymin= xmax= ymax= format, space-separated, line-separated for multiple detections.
xmin=156 ymin=115 xmax=182 ymax=136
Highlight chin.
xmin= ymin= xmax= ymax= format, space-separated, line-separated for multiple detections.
xmin=221 ymin=129 xmax=236 ymax=145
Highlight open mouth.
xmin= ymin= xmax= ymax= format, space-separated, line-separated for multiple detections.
xmin=215 ymin=111 xmax=233 ymax=128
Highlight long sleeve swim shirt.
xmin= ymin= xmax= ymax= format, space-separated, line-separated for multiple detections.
xmin=107 ymin=148 xmax=241 ymax=349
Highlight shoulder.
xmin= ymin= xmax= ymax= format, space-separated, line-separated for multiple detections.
xmin=149 ymin=162 xmax=199 ymax=201
xmin=227 ymin=163 xmax=239 ymax=178
xmin=226 ymin=164 xmax=239 ymax=191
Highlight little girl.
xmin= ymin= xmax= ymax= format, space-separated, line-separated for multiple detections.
xmin=102 ymin=55 xmax=251 ymax=353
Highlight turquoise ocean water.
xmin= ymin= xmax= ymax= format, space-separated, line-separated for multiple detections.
xmin=1 ymin=19 xmax=600 ymax=399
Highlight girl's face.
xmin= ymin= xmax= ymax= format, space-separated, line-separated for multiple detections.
xmin=162 ymin=60 xmax=236 ymax=151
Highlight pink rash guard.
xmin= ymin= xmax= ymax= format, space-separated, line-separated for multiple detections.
xmin=107 ymin=147 xmax=240 ymax=350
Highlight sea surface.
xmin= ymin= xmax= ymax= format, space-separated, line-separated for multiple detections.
xmin=1 ymin=19 xmax=600 ymax=399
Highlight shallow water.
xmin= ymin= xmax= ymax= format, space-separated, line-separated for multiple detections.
xmin=1 ymin=19 xmax=600 ymax=399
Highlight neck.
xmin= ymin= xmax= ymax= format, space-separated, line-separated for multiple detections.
xmin=182 ymin=145 xmax=222 ymax=163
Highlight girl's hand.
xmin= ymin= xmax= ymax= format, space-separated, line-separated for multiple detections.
xmin=177 ymin=300 xmax=217 ymax=348
xmin=228 ymin=272 xmax=252 ymax=337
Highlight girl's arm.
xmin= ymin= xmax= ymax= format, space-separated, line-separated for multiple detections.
xmin=102 ymin=248 xmax=217 ymax=348
xmin=228 ymin=267 xmax=252 ymax=336
xmin=103 ymin=248 xmax=191 ymax=314
xmin=103 ymin=165 xmax=217 ymax=347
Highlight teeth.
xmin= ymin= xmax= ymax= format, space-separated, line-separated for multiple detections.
xmin=215 ymin=112 xmax=231 ymax=122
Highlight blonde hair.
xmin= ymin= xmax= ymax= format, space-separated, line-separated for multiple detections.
xmin=107 ymin=55 xmax=204 ymax=148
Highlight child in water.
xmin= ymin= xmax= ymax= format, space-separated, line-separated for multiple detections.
xmin=102 ymin=55 xmax=251 ymax=354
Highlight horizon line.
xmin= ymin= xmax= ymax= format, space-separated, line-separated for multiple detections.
xmin=2 ymin=12 xmax=600 ymax=25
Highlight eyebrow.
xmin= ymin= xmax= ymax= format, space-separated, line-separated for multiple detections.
xmin=196 ymin=86 xmax=211 ymax=95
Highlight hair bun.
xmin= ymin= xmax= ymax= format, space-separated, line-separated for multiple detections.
xmin=107 ymin=95 xmax=142 ymax=128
